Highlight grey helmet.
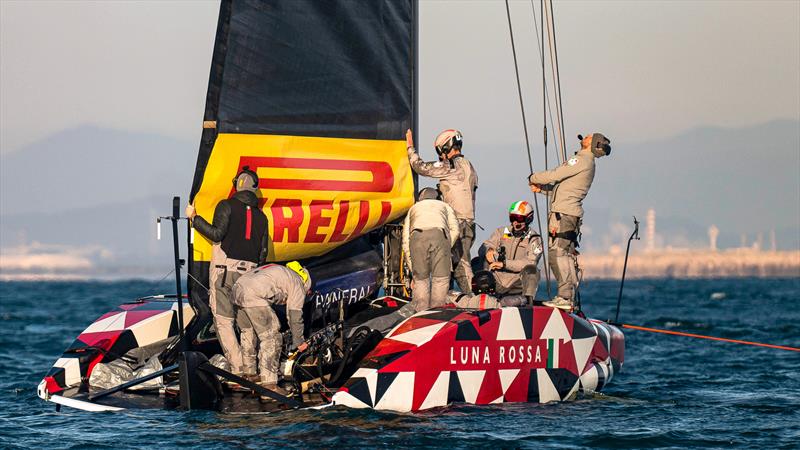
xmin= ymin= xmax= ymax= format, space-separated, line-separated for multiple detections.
xmin=579 ymin=133 xmax=611 ymax=158
xmin=233 ymin=166 xmax=259 ymax=192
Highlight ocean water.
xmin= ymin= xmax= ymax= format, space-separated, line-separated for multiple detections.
xmin=1 ymin=278 xmax=798 ymax=449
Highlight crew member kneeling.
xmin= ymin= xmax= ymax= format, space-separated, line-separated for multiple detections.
xmin=232 ymin=262 xmax=311 ymax=397
xmin=449 ymin=271 xmax=501 ymax=309
xmin=403 ymin=187 xmax=460 ymax=311
xmin=483 ymin=201 xmax=543 ymax=302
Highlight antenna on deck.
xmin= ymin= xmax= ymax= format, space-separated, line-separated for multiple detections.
xmin=613 ymin=217 xmax=639 ymax=324
xmin=157 ymin=197 xmax=188 ymax=351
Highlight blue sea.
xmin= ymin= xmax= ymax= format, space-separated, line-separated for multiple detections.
xmin=1 ymin=278 xmax=798 ymax=449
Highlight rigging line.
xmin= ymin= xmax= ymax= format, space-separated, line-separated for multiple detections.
xmin=504 ymin=0 xmax=547 ymax=273
xmin=530 ymin=0 xmax=564 ymax=166
xmin=548 ymin=0 xmax=568 ymax=162
xmin=504 ymin=0 xmax=534 ymax=174
xmin=621 ymin=324 xmax=800 ymax=353
xmin=532 ymin=0 xmax=553 ymax=297
xmin=543 ymin=0 xmax=567 ymax=163
xmin=138 ymin=268 xmax=176 ymax=300
xmin=186 ymin=271 xmax=210 ymax=293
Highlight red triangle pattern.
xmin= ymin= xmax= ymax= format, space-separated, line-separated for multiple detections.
xmin=503 ymin=368 xmax=531 ymax=402
xmin=390 ymin=317 xmax=448 ymax=337
xmin=532 ymin=306 xmax=551 ymax=340
xmin=118 ymin=304 xmax=141 ymax=311
xmin=475 ymin=367 xmax=503 ymax=404
xmin=592 ymin=335 xmax=609 ymax=361
xmin=558 ymin=339 xmax=578 ymax=375
xmin=369 ymin=338 xmax=418 ymax=358
xmin=561 ymin=310 xmax=575 ymax=335
xmin=123 ymin=310 xmax=167 ymax=328
xmin=94 ymin=311 xmax=120 ymax=322
xmin=78 ymin=330 xmax=122 ymax=349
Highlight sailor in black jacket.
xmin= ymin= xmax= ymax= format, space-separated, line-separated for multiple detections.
xmin=187 ymin=167 xmax=270 ymax=379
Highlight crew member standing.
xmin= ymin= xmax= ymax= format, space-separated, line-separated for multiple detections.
xmin=405 ymin=129 xmax=478 ymax=293
xmin=232 ymin=262 xmax=311 ymax=396
xmin=528 ymin=133 xmax=611 ymax=310
xmin=483 ymin=200 xmax=543 ymax=302
xmin=402 ymin=187 xmax=460 ymax=311
xmin=186 ymin=167 xmax=270 ymax=378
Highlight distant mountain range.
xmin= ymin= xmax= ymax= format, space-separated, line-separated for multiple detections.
xmin=1 ymin=120 xmax=798 ymax=275
xmin=0 ymin=126 xmax=196 ymax=274
xmin=0 ymin=125 xmax=196 ymax=216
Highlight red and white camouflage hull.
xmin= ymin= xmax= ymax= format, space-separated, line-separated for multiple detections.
xmin=332 ymin=305 xmax=624 ymax=412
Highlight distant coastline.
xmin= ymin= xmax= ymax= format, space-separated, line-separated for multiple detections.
xmin=579 ymin=248 xmax=800 ymax=279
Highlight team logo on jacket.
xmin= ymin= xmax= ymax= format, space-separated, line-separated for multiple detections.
xmin=567 ymin=157 xmax=579 ymax=166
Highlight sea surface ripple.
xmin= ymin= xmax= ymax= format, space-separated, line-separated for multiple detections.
xmin=1 ymin=278 xmax=798 ymax=449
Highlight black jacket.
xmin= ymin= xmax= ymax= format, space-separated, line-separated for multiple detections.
xmin=193 ymin=191 xmax=269 ymax=265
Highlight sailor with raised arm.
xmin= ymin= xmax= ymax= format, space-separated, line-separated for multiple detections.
xmin=402 ymin=187 xmax=460 ymax=311
xmin=405 ymin=129 xmax=478 ymax=293
xmin=528 ymin=133 xmax=611 ymax=310
xmin=232 ymin=262 xmax=311 ymax=399
xmin=482 ymin=200 xmax=543 ymax=302
xmin=186 ymin=167 xmax=269 ymax=381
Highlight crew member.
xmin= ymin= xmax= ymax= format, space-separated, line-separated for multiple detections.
xmin=405 ymin=129 xmax=478 ymax=293
xmin=186 ymin=166 xmax=269 ymax=379
xmin=482 ymin=200 xmax=543 ymax=303
xmin=402 ymin=187 xmax=460 ymax=311
xmin=232 ymin=262 xmax=311 ymax=396
xmin=529 ymin=133 xmax=611 ymax=310
xmin=449 ymin=271 xmax=501 ymax=309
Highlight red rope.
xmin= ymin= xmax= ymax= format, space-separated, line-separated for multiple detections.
xmin=621 ymin=324 xmax=800 ymax=352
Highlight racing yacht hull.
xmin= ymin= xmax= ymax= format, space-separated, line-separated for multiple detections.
xmin=333 ymin=305 xmax=624 ymax=412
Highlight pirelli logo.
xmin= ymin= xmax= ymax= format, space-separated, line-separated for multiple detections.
xmin=237 ymin=156 xmax=394 ymax=193
xmin=193 ymin=133 xmax=414 ymax=261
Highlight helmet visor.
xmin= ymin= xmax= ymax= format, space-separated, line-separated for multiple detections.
xmin=509 ymin=214 xmax=530 ymax=224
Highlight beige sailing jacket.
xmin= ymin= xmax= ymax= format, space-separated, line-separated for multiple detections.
xmin=232 ymin=264 xmax=310 ymax=311
xmin=407 ymin=149 xmax=478 ymax=221
xmin=402 ymin=199 xmax=460 ymax=270
xmin=529 ymin=148 xmax=596 ymax=218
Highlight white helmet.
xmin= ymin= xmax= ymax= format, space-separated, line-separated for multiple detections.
xmin=434 ymin=129 xmax=463 ymax=156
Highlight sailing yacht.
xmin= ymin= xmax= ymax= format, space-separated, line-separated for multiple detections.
xmin=37 ymin=0 xmax=624 ymax=413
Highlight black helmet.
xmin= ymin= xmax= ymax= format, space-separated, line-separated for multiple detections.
xmin=471 ymin=270 xmax=496 ymax=295
xmin=232 ymin=166 xmax=259 ymax=192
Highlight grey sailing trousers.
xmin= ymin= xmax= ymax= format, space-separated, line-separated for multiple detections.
xmin=410 ymin=228 xmax=452 ymax=312
xmin=210 ymin=253 xmax=257 ymax=375
xmin=453 ymin=220 xmax=475 ymax=293
xmin=494 ymin=265 xmax=541 ymax=299
xmin=239 ymin=305 xmax=282 ymax=384
xmin=548 ymin=213 xmax=580 ymax=300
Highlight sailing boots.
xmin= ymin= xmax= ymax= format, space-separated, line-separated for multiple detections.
xmin=543 ymin=296 xmax=574 ymax=311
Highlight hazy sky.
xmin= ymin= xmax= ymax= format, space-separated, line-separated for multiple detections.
xmin=0 ymin=0 xmax=798 ymax=259
xmin=2 ymin=0 xmax=798 ymax=155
